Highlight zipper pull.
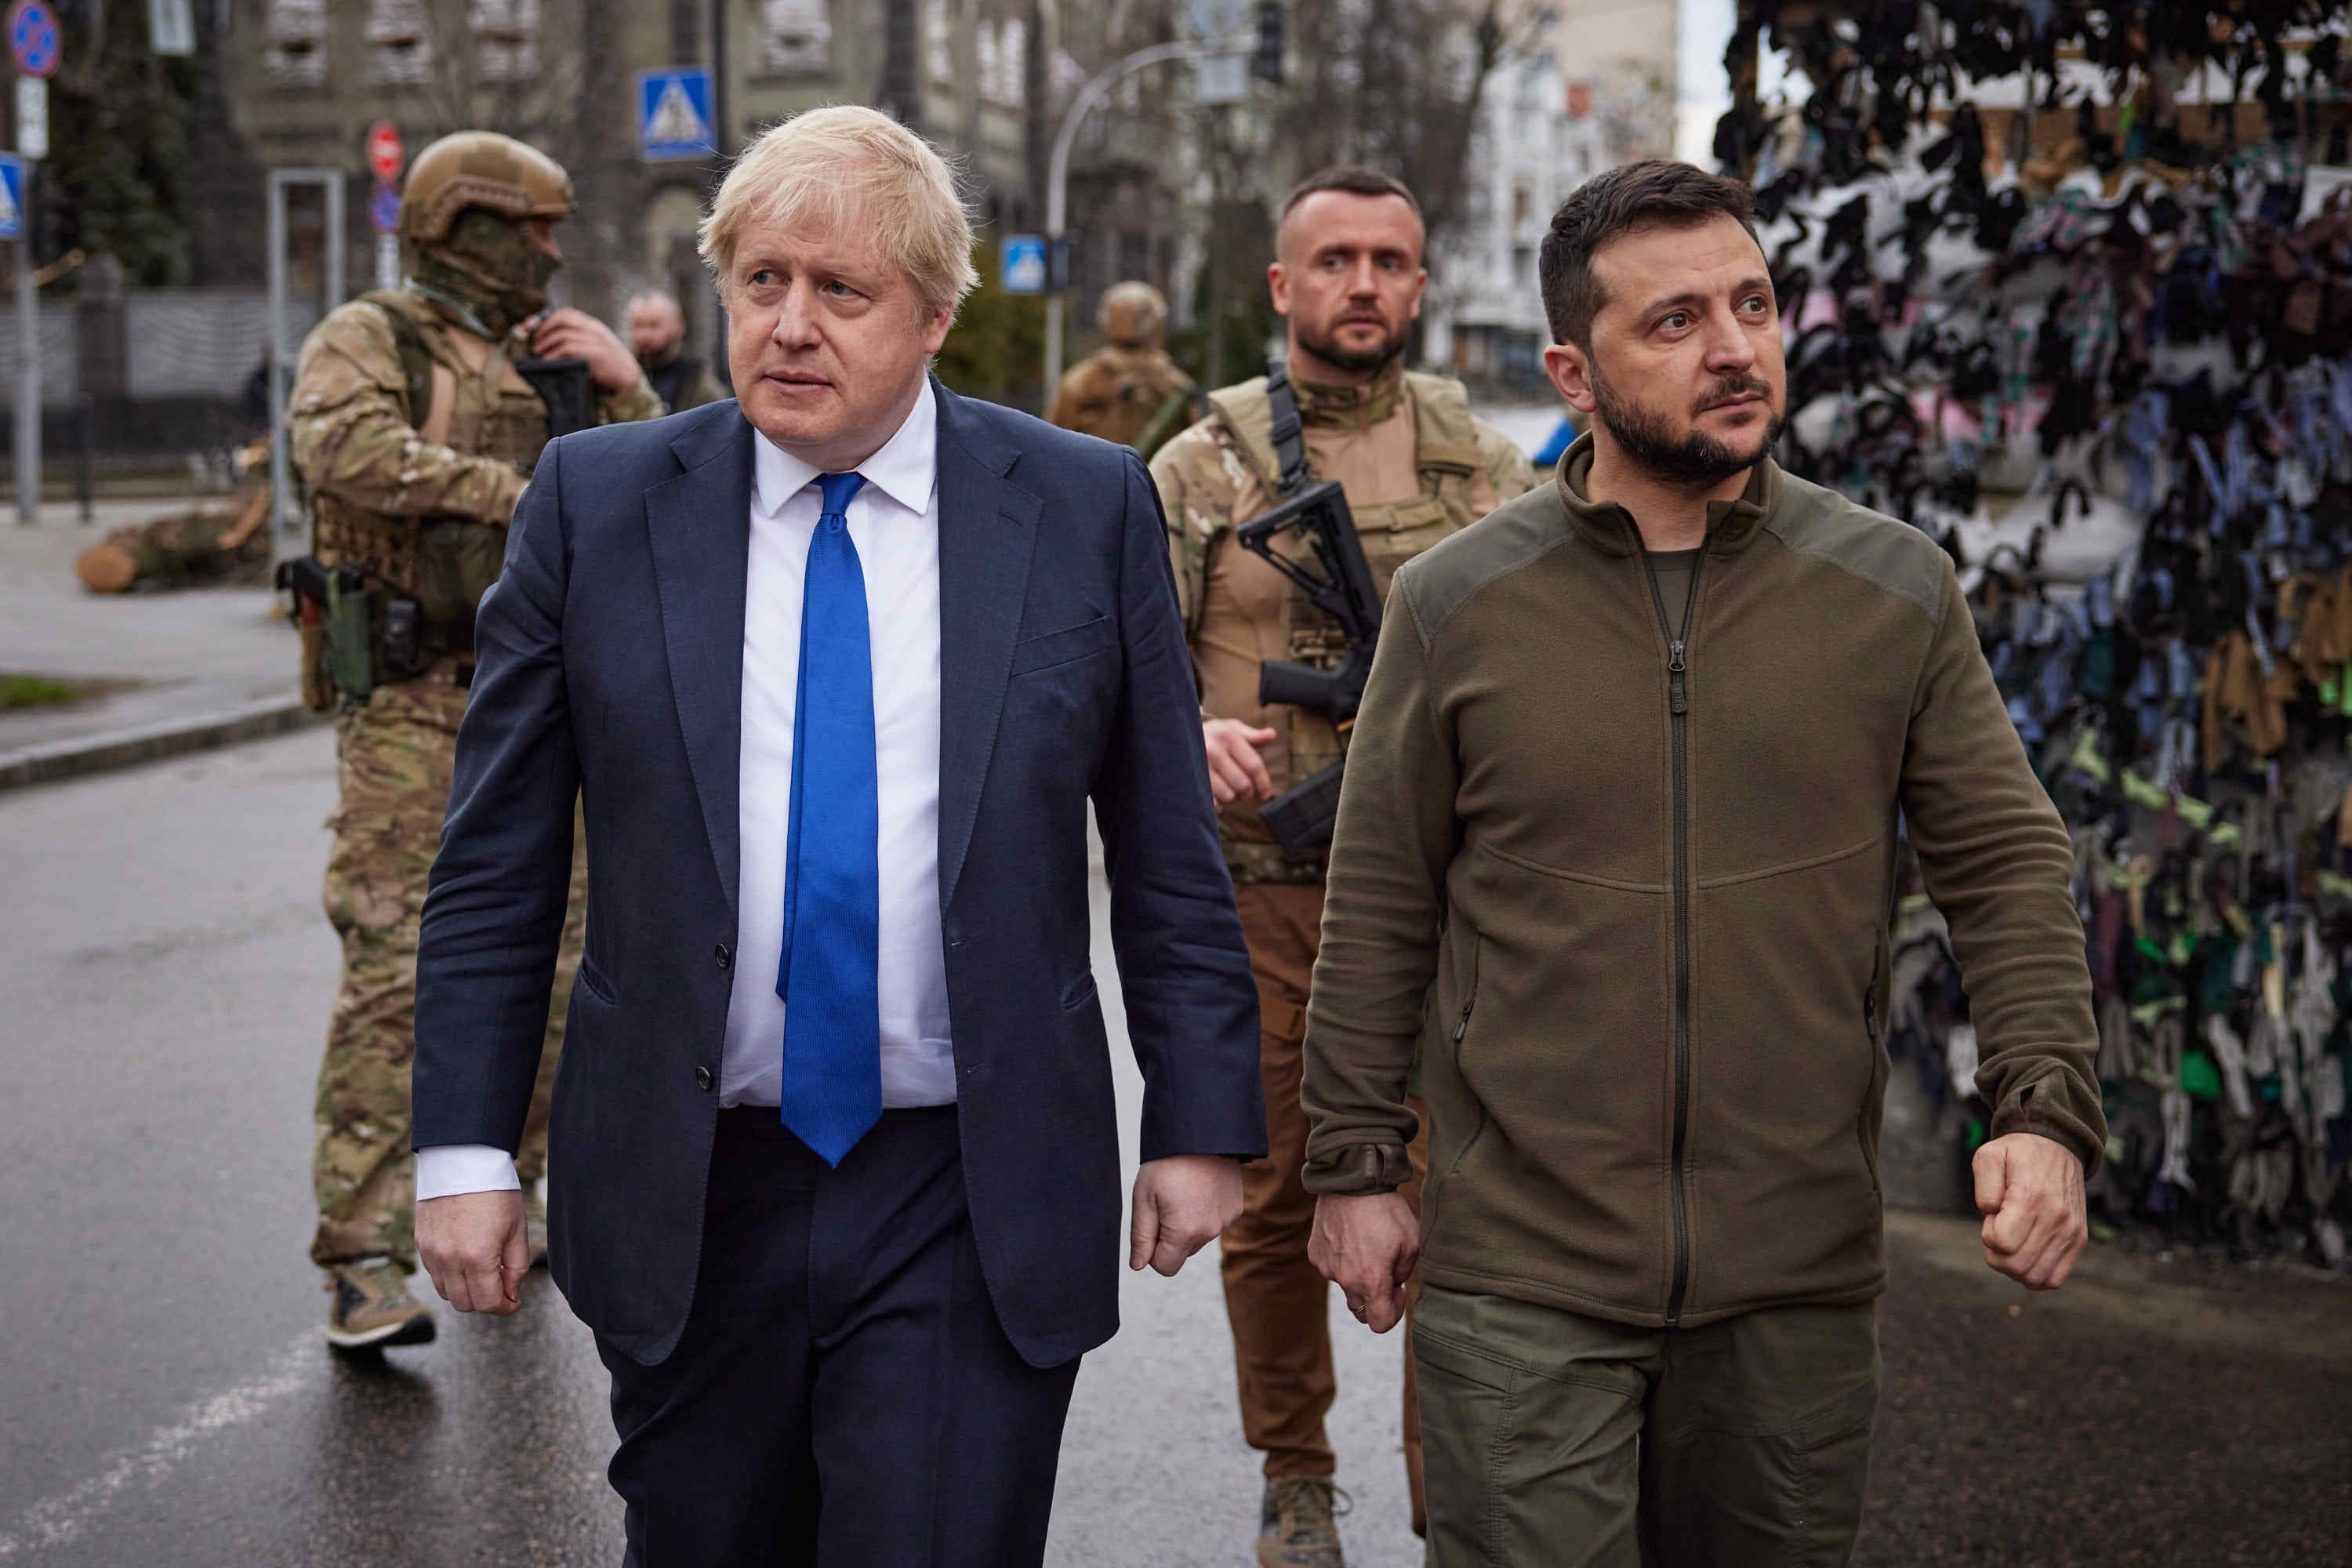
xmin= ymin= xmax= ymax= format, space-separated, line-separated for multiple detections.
xmin=1668 ymin=641 xmax=1688 ymax=715
xmin=1454 ymin=997 xmax=1475 ymax=1042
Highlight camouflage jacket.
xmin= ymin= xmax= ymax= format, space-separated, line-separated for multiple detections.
xmin=290 ymin=287 xmax=661 ymax=611
xmin=1149 ymin=363 xmax=1535 ymax=883
xmin=1047 ymin=346 xmax=1197 ymax=452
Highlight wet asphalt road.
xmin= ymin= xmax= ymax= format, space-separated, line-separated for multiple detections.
xmin=2 ymin=728 xmax=2347 ymax=1566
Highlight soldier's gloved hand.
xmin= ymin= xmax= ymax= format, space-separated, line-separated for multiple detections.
xmin=418 ymin=1189 xmax=529 ymax=1315
xmin=1203 ymin=717 xmax=1277 ymax=804
xmin=528 ymin=307 xmax=644 ymax=394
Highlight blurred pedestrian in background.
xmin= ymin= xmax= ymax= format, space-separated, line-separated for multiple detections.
xmin=1046 ymin=281 xmax=1199 ymax=459
xmin=630 ymin=289 xmax=728 ymax=414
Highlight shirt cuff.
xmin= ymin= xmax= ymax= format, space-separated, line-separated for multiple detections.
xmin=415 ymin=1144 xmax=521 ymax=1201
xmin=1301 ymin=1140 xmax=1414 ymax=1196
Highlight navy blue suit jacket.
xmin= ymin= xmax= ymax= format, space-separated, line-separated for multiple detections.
xmin=413 ymin=383 xmax=1265 ymax=1367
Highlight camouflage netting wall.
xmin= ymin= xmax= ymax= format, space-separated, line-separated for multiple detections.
xmin=1727 ymin=2 xmax=2352 ymax=1266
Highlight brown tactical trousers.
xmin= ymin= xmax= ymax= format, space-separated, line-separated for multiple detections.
xmin=1223 ymin=883 xmax=1431 ymax=1530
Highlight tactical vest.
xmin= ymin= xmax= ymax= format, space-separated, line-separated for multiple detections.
xmin=311 ymin=288 xmax=554 ymax=641
xmin=1206 ymin=370 xmax=1489 ymax=878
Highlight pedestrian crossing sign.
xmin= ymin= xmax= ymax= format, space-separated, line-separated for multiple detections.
xmin=1000 ymin=236 xmax=1047 ymax=295
xmin=0 ymin=154 xmax=21 ymax=242
xmin=638 ymin=68 xmax=714 ymax=163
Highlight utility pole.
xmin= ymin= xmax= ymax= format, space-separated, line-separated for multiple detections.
xmin=12 ymin=151 xmax=34 ymax=524
xmin=709 ymin=0 xmax=729 ymax=157
xmin=1044 ymin=34 xmax=1255 ymax=390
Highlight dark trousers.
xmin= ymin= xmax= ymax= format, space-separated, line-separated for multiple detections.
xmin=1414 ymin=1285 xmax=1879 ymax=1567
xmin=597 ymin=1106 xmax=1081 ymax=1567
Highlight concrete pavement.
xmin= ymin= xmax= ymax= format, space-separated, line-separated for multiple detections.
xmin=0 ymin=506 xmax=313 ymax=791
xmin=2 ymin=732 xmax=2347 ymax=1566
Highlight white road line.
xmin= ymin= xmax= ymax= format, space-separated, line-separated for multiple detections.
xmin=0 ymin=1332 xmax=316 ymax=1557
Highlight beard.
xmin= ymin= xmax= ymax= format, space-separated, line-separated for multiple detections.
xmin=1590 ymin=362 xmax=1784 ymax=488
xmin=1294 ymin=314 xmax=1410 ymax=376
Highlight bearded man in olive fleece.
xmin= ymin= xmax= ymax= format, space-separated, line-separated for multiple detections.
xmin=1301 ymin=161 xmax=2106 ymax=1566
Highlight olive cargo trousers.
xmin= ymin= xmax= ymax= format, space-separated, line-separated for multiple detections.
xmin=309 ymin=661 xmax=583 ymax=1271
xmin=1414 ymin=1286 xmax=1878 ymax=1567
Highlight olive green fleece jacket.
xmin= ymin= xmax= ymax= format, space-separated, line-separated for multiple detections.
xmin=1301 ymin=435 xmax=2105 ymax=1329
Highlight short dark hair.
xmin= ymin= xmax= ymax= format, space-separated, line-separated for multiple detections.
xmin=1279 ymin=165 xmax=1423 ymax=228
xmin=1539 ymin=161 xmax=1759 ymax=347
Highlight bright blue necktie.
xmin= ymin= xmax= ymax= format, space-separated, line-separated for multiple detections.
xmin=777 ymin=470 xmax=880 ymax=1166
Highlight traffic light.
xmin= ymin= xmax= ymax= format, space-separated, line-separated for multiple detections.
xmin=1251 ymin=0 xmax=1283 ymax=85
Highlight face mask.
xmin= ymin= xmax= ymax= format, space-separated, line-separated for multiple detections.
xmin=416 ymin=209 xmax=561 ymax=336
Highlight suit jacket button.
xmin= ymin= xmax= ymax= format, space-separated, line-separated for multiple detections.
xmin=713 ymin=942 xmax=732 ymax=969
xmin=694 ymin=1065 xmax=714 ymax=1091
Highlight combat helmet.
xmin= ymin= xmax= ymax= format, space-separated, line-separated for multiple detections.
xmin=1098 ymin=282 xmax=1168 ymax=349
xmin=398 ymin=132 xmax=574 ymax=245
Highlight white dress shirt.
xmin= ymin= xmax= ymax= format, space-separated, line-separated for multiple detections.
xmin=416 ymin=381 xmax=953 ymax=1202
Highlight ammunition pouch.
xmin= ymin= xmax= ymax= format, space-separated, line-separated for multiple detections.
xmin=280 ymin=554 xmax=474 ymax=710
xmin=411 ymin=517 xmax=509 ymax=635
xmin=279 ymin=556 xmax=377 ymax=710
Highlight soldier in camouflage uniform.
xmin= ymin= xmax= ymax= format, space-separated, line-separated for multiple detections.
xmin=1150 ymin=168 xmax=1534 ymax=1568
xmin=289 ymin=131 xmax=662 ymax=1351
xmin=1046 ymin=281 xmax=1200 ymax=458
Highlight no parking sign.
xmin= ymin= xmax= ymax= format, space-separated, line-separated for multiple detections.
xmin=6 ymin=1 xmax=60 ymax=78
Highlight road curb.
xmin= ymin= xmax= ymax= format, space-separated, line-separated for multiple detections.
xmin=0 ymin=696 xmax=325 ymax=793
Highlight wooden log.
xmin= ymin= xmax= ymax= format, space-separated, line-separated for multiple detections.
xmin=73 ymin=488 xmax=275 ymax=594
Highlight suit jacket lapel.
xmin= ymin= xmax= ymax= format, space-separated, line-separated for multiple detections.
xmin=645 ymin=406 xmax=755 ymax=917
xmin=933 ymin=379 xmax=1041 ymax=914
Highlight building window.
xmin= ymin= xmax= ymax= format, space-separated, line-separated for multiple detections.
xmin=262 ymin=0 xmax=327 ymax=89
xmin=366 ymin=0 xmax=434 ymax=88
xmin=927 ymin=0 xmax=953 ymax=82
xmin=978 ymin=16 xmax=1023 ymax=107
xmin=472 ymin=0 xmax=539 ymax=84
xmin=760 ymin=0 xmax=832 ymax=74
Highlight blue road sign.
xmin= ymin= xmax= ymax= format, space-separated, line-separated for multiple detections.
xmin=638 ymin=69 xmax=714 ymax=163
xmin=368 ymin=183 xmax=402 ymax=236
xmin=1000 ymin=235 xmax=1047 ymax=295
xmin=7 ymin=1 xmax=60 ymax=78
xmin=0 ymin=154 xmax=22 ymax=242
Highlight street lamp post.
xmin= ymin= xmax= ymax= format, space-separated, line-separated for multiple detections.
xmin=1044 ymin=36 xmax=1250 ymax=393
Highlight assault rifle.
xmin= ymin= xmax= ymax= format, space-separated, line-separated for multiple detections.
xmin=1234 ymin=474 xmax=1382 ymax=854
xmin=514 ymin=356 xmax=596 ymax=439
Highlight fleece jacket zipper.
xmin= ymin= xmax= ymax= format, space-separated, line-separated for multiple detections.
xmin=1635 ymin=535 xmax=1704 ymax=1327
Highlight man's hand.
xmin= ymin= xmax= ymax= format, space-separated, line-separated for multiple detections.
xmin=528 ymin=307 xmax=643 ymax=393
xmin=1203 ymin=718 xmax=1277 ymax=805
xmin=1309 ymin=1191 xmax=1419 ymax=1333
xmin=417 ymin=1190 xmax=530 ymax=1315
xmin=1973 ymin=1131 xmax=2089 ymax=1290
xmin=1129 ymin=1154 xmax=1244 ymax=1276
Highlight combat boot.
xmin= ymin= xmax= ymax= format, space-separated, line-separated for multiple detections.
xmin=325 ymin=1257 xmax=436 ymax=1352
xmin=1258 ymin=1476 xmax=1351 ymax=1567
